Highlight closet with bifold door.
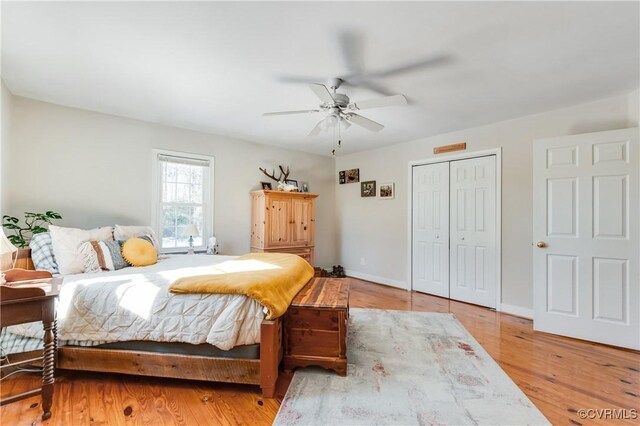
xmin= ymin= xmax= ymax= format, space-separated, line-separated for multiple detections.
xmin=412 ymin=155 xmax=497 ymax=308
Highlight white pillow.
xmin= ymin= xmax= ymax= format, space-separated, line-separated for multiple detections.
xmin=113 ymin=225 xmax=160 ymax=250
xmin=49 ymin=225 xmax=114 ymax=275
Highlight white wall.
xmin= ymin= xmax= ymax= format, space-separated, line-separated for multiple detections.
xmin=0 ymin=81 xmax=11 ymax=214
xmin=629 ymin=89 xmax=639 ymax=126
xmin=7 ymin=96 xmax=338 ymax=266
xmin=336 ymin=91 xmax=639 ymax=310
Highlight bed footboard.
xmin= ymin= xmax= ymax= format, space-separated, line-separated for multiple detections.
xmin=260 ymin=317 xmax=282 ymax=398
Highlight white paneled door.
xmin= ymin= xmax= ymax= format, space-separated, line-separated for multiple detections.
xmin=449 ymin=156 xmax=497 ymax=308
xmin=412 ymin=162 xmax=450 ymax=297
xmin=533 ymin=128 xmax=639 ymax=349
xmin=412 ymin=155 xmax=497 ymax=308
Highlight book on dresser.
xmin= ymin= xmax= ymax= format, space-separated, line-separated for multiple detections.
xmin=250 ymin=190 xmax=318 ymax=265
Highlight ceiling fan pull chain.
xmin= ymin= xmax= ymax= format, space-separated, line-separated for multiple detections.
xmin=331 ymin=125 xmax=336 ymax=156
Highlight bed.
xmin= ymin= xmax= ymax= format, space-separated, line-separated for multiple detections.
xmin=1 ymin=254 xmax=303 ymax=397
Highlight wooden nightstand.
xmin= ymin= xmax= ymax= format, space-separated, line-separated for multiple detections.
xmin=0 ymin=277 xmax=61 ymax=420
xmin=284 ymin=277 xmax=349 ymax=376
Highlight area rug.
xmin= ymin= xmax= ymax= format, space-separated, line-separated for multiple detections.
xmin=274 ymin=308 xmax=549 ymax=425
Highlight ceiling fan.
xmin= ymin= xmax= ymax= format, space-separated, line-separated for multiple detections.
xmin=263 ymin=77 xmax=407 ymax=136
xmin=277 ymin=31 xmax=451 ymax=96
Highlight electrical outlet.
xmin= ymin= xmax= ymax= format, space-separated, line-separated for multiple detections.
xmin=360 ymin=257 xmax=366 ymax=266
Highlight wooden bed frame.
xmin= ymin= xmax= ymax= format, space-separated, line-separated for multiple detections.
xmin=56 ymin=318 xmax=283 ymax=397
xmin=10 ymin=254 xmax=286 ymax=398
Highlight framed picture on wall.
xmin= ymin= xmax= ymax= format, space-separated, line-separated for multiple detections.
xmin=346 ymin=168 xmax=360 ymax=183
xmin=361 ymin=180 xmax=376 ymax=197
xmin=380 ymin=182 xmax=394 ymax=199
xmin=339 ymin=168 xmax=359 ymax=184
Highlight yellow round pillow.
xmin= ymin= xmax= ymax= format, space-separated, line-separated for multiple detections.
xmin=121 ymin=237 xmax=158 ymax=267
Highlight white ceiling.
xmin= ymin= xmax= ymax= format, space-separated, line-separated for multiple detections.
xmin=2 ymin=1 xmax=639 ymax=156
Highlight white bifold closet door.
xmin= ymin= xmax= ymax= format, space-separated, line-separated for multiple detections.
xmin=412 ymin=156 xmax=497 ymax=308
xmin=412 ymin=162 xmax=450 ymax=297
xmin=449 ymin=156 xmax=497 ymax=309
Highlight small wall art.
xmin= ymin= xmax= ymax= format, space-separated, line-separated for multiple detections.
xmin=379 ymin=182 xmax=394 ymax=199
xmin=261 ymin=181 xmax=272 ymax=190
xmin=361 ymin=180 xmax=376 ymax=197
xmin=346 ymin=169 xmax=359 ymax=183
xmin=339 ymin=168 xmax=359 ymax=184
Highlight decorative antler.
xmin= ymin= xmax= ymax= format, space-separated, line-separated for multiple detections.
xmin=259 ymin=165 xmax=290 ymax=182
xmin=278 ymin=165 xmax=290 ymax=181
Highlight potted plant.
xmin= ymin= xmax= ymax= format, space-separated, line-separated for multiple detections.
xmin=2 ymin=211 xmax=62 ymax=269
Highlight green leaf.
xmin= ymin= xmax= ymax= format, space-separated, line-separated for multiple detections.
xmin=7 ymin=235 xmax=26 ymax=247
xmin=2 ymin=211 xmax=61 ymax=241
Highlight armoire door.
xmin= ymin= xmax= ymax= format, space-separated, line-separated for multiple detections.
xmin=267 ymin=197 xmax=292 ymax=246
xmin=291 ymin=198 xmax=314 ymax=246
xmin=412 ymin=162 xmax=450 ymax=297
xmin=449 ymin=156 xmax=497 ymax=309
xmin=533 ymin=128 xmax=639 ymax=349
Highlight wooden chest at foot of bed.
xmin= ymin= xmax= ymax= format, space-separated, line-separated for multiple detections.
xmin=283 ymin=277 xmax=349 ymax=376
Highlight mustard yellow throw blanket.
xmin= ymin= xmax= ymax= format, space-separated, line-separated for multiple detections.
xmin=169 ymin=253 xmax=314 ymax=320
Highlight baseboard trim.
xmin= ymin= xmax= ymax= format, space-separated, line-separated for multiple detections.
xmin=499 ymin=303 xmax=534 ymax=320
xmin=345 ymin=270 xmax=407 ymax=290
xmin=343 ymin=273 xmax=534 ymax=319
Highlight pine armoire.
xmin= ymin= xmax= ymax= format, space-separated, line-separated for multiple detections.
xmin=250 ymin=190 xmax=319 ymax=265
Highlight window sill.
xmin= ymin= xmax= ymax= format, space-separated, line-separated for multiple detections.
xmin=161 ymin=249 xmax=208 ymax=255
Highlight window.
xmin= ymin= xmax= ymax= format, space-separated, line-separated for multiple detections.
xmin=152 ymin=150 xmax=214 ymax=252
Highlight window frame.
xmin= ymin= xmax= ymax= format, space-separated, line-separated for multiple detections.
xmin=151 ymin=148 xmax=215 ymax=253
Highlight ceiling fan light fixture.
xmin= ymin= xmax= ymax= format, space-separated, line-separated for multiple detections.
xmin=325 ymin=115 xmax=338 ymax=126
xmin=265 ymin=78 xmax=404 ymax=151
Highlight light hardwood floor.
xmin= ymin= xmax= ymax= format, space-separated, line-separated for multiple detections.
xmin=1 ymin=278 xmax=638 ymax=425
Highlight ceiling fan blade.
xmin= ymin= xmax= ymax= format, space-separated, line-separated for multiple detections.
xmin=308 ymin=120 xmax=324 ymax=137
xmin=367 ymin=54 xmax=452 ymax=79
xmin=345 ymin=113 xmax=384 ymax=132
xmin=353 ymin=79 xmax=394 ymax=96
xmin=309 ymin=83 xmax=335 ymax=104
xmin=352 ymin=94 xmax=407 ymax=110
xmin=338 ymin=30 xmax=364 ymax=75
xmin=263 ymin=109 xmax=319 ymax=116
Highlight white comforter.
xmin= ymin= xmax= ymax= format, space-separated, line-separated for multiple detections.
xmin=8 ymin=255 xmax=265 ymax=350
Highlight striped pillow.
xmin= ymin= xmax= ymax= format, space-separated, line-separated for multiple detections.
xmin=79 ymin=240 xmax=129 ymax=273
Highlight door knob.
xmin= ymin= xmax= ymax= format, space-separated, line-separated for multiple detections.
xmin=536 ymin=241 xmax=546 ymax=248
